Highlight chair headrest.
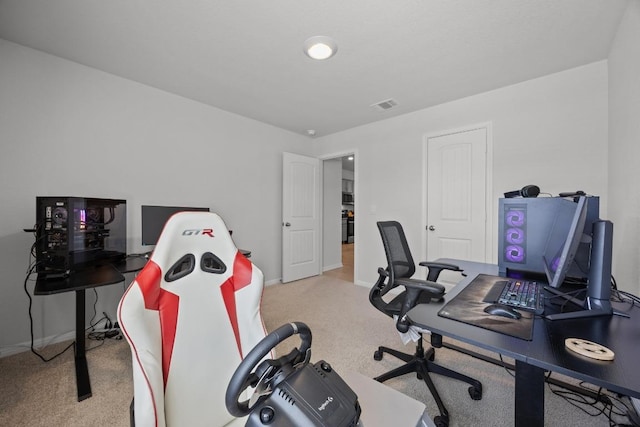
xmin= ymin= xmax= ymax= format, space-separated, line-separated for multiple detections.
xmin=151 ymin=211 xmax=238 ymax=270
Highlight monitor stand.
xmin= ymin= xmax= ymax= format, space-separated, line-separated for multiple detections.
xmin=543 ymin=286 xmax=615 ymax=320
xmin=544 ymin=221 xmax=627 ymax=321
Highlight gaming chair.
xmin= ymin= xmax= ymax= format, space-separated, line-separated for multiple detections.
xmin=118 ymin=212 xmax=268 ymax=427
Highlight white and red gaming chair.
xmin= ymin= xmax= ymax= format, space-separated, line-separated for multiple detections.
xmin=118 ymin=212 xmax=268 ymax=427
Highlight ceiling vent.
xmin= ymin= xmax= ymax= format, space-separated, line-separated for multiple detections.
xmin=371 ymin=98 xmax=398 ymax=111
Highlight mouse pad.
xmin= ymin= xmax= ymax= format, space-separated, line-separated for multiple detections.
xmin=437 ymin=274 xmax=535 ymax=340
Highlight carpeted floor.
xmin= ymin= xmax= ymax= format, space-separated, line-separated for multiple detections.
xmin=0 ymin=274 xmax=635 ymax=426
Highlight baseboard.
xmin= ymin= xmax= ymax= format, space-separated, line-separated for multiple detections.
xmin=323 ymin=263 xmax=343 ymax=272
xmin=0 ymin=330 xmax=75 ymax=358
xmin=265 ymin=278 xmax=282 ymax=286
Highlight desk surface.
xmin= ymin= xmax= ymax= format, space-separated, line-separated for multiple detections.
xmin=34 ymin=264 xmax=125 ymax=295
xmin=407 ymin=259 xmax=640 ymax=400
xmin=34 ymin=255 xmax=149 ymax=295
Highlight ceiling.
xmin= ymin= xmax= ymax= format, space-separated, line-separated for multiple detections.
xmin=0 ymin=0 xmax=629 ymax=137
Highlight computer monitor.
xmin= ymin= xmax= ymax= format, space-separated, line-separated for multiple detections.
xmin=541 ymin=196 xmax=616 ymax=320
xmin=141 ymin=205 xmax=210 ymax=246
xmin=542 ymin=196 xmax=588 ymax=289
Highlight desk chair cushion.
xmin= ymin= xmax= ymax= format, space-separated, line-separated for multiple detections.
xmin=118 ymin=212 xmax=268 ymax=427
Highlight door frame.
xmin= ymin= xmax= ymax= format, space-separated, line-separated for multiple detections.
xmin=421 ymin=122 xmax=494 ymax=264
xmin=319 ymin=149 xmax=358 ymax=282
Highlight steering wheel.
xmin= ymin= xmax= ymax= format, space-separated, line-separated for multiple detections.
xmin=225 ymin=322 xmax=312 ymax=417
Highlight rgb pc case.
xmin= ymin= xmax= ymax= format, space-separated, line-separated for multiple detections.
xmin=498 ymin=196 xmax=599 ymax=279
xmin=35 ymin=197 xmax=127 ymax=275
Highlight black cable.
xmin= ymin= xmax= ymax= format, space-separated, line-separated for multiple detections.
xmin=23 ymin=266 xmax=75 ymax=362
xmin=498 ymin=353 xmax=515 ymax=378
xmin=497 ymin=354 xmax=638 ymax=425
xmin=24 ymin=226 xmax=78 ymax=362
xmin=88 ymin=288 xmax=99 ymax=328
xmin=546 ymin=375 xmax=637 ymax=426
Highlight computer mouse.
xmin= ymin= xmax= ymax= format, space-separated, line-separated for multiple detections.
xmin=483 ymin=304 xmax=522 ymax=319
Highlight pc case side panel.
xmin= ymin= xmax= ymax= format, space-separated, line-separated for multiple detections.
xmin=497 ymin=196 xmax=598 ymax=280
xmin=35 ymin=197 xmax=127 ymax=274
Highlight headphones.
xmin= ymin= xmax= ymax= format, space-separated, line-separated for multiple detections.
xmin=504 ymin=185 xmax=540 ymax=199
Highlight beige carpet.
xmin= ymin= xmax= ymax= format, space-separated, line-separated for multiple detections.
xmin=0 ymin=274 xmax=634 ymax=426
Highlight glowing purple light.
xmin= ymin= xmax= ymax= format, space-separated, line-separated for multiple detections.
xmin=506 ymin=210 xmax=525 ymax=227
xmin=505 ymin=245 xmax=525 ymax=263
xmin=506 ymin=228 xmax=525 ymax=244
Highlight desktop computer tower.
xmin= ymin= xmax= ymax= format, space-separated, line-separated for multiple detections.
xmin=35 ymin=197 xmax=127 ymax=275
xmin=498 ymin=196 xmax=599 ymax=278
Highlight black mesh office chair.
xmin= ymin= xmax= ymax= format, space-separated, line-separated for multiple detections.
xmin=370 ymin=221 xmax=482 ymax=427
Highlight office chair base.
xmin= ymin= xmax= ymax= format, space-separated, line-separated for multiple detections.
xmin=373 ymin=344 xmax=482 ymax=427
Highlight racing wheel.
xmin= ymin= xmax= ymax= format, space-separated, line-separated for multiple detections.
xmin=225 ymin=322 xmax=312 ymax=417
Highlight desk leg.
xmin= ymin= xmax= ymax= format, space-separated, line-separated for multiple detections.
xmin=515 ymin=360 xmax=544 ymax=427
xmin=75 ymin=289 xmax=92 ymax=401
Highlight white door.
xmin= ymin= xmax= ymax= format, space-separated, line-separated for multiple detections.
xmin=282 ymin=152 xmax=321 ymax=283
xmin=424 ymin=126 xmax=489 ymax=283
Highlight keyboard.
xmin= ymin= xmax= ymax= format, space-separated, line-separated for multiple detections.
xmin=484 ymin=279 xmax=545 ymax=315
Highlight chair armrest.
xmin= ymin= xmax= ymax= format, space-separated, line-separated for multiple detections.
xmin=394 ymin=279 xmax=445 ymax=333
xmin=398 ymin=278 xmax=445 ymax=297
xmin=418 ymin=261 xmax=461 ymax=282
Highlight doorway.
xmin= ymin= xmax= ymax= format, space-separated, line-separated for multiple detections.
xmin=322 ymin=153 xmax=356 ymax=283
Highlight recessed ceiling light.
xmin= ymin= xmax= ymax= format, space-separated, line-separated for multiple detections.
xmin=307 ymin=129 xmax=317 ymax=136
xmin=348 ymin=156 xmax=354 ymax=161
xmin=304 ymin=36 xmax=338 ymax=60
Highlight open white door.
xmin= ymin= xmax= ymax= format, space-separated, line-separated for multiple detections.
xmin=282 ymin=152 xmax=321 ymax=283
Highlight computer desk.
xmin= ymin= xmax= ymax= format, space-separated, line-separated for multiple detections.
xmin=34 ymin=256 xmax=148 ymax=401
xmin=406 ymin=259 xmax=640 ymax=427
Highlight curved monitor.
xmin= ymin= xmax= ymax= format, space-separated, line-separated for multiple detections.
xmin=542 ymin=196 xmax=588 ymax=289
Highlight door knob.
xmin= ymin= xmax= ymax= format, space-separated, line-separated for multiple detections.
xmin=428 ymin=225 xmax=436 ymax=231
xmin=284 ymin=222 xmax=291 ymax=227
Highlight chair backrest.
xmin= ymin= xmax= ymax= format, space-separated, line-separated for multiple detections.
xmin=118 ymin=212 xmax=267 ymax=427
xmin=377 ymin=221 xmax=416 ymax=285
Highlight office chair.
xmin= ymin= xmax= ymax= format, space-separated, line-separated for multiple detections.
xmin=370 ymin=221 xmax=482 ymax=427
xmin=118 ymin=212 xmax=268 ymax=427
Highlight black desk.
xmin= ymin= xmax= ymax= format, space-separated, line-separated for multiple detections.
xmin=34 ymin=256 xmax=147 ymax=401
xmin=406 ymin=259 xmax=640 ymax=427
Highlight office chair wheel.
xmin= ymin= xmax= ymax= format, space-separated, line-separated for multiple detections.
xmin=434 ymin=414 xmax=449 ymax=427
xmin=373 ymin=349 xmax=383 ymax=361
xmin=468 ymin=385 xmax=482 ymax=400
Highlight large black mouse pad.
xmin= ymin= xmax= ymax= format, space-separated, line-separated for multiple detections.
xmin=438 ymin=274 xmax=534 ymax=340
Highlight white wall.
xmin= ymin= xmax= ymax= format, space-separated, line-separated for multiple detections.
xmin=313 ymin=61 xmax=609 ymax=287
xmin=608 ymin=1 xmax=640 ymax=295
xmin=0 ymin=40 xmax=311 ymax=351
xmin=322 ymin=158 xmax=342 ymax=270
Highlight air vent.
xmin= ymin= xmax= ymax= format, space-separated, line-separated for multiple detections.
xmin=371 ymin=98 xmax=398 ymax=111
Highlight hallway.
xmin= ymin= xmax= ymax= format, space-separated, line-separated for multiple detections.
xmin=323 ymin=243 xmax=354 ymax=282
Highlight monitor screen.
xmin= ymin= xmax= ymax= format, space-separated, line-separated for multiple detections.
xmin=542 ymin=196 xmax=588 ymax=289
xmin=141 ymin=205 xmax=210 ymax=246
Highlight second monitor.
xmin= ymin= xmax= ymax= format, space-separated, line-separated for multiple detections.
xmin=141 ymin=205 xmax=210 ymax=246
